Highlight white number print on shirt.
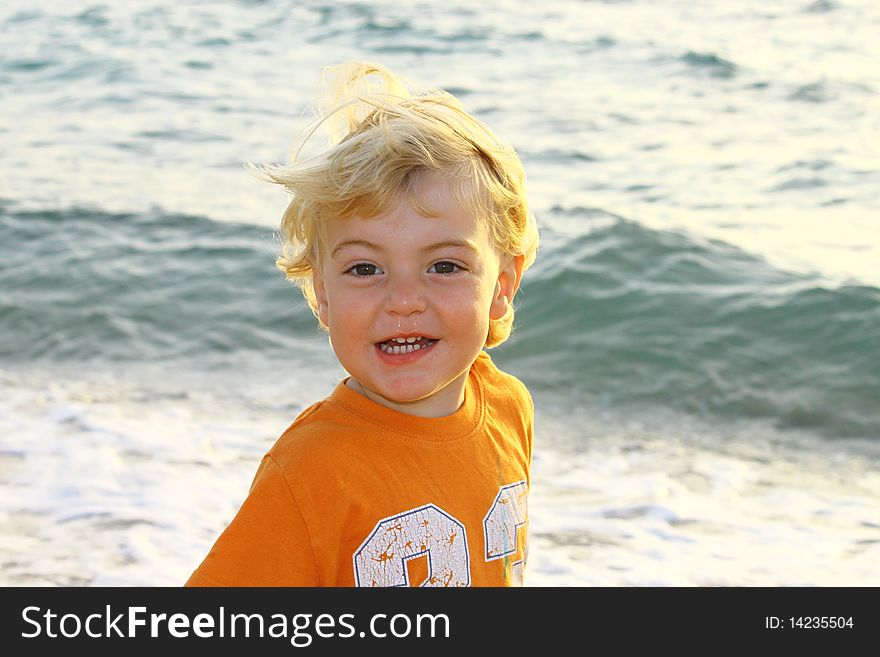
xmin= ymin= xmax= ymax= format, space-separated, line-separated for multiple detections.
xmin=352 ymin=481 xmax=528 ymax=587
xmin=483 ymin=481 xmax=529 ymax=586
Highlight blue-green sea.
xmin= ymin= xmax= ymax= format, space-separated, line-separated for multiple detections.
xmin=1 ymin=0 xmax=878 ymax=586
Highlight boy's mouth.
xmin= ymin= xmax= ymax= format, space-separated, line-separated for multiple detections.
xmin=376 ymin=336 xmax=439 ymax=355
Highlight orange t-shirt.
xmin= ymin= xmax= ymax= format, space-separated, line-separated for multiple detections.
xmin=186 ymin=351 xmax=533 ymax=587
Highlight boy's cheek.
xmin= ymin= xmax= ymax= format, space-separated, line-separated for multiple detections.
xmin=323 ymin=292 xmax=369 ymax=326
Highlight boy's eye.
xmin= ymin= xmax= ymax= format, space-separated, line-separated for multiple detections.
xmin=347 ymin=263 xmax=383 ymax=277
xmin=429 ymin=261 xmax=461 ymax=275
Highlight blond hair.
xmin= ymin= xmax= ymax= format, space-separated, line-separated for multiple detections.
xmin=252 ymin=61 xmax=538 ymax=347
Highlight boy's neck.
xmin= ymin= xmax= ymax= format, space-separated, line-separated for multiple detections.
xmin=344 ymin=372 xmax=468 ymax=418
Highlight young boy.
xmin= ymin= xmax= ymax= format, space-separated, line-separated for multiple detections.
xmin=186 ymin=61 xmax=539 ymax=587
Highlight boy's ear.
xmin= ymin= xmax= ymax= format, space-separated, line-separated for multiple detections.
xmin=312 ymin=268 xmax=330 ymax=327
xmin=489 ymin=253 xmax=525 ymax=321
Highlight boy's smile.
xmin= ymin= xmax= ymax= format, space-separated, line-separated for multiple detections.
xmin=312 ymin=173 xmax=523 ymax=418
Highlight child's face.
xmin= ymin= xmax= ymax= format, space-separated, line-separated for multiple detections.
xmin=312 ymin=173 xmax=523 ymax=418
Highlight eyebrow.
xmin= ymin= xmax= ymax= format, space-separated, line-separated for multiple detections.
xmin=331 ymin=238 xmax=479 ymax=258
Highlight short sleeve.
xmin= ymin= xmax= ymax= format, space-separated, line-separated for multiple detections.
xmin=525 ymin=389 xmax=534 ymax=466
xmin=185 ymin=455 xmax=319 ymax=586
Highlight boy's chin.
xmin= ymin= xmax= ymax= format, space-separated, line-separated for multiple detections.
xmin=355 ymin=377 xmax=465 ymax=417
xmin=367 ymin=383 xmax=436 ymax=406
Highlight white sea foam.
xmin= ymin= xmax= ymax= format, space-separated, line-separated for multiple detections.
xmin=525 ymin=406 xmax=880 ymax=586
xmin=1 ymin=366 xmax=877 ymax=586
xmin=0 ymin=365 xmax=330 ymax=586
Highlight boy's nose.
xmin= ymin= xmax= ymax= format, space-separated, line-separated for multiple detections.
xmin=384 ymin=275 xmax=427 ymax=316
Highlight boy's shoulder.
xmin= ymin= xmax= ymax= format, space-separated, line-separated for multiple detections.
xmin=263 ymin=379 xmax=393 ymax=475
xmin=267 ymin=395 xmax=343 ymax=466
xmin=473 ymin=350 xmax=533 ymax=412
xmin=474 ymin=352 xmax=534 ymax=464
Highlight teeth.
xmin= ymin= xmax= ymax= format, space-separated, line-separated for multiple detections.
xmin=380 ymin=342 xmax=427 ymax=354
xmin=378 ymin=338 xmax=437 ymax=354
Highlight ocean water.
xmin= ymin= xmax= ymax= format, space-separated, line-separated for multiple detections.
xmin=1 ymin=0 xmax=878 ymax=586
